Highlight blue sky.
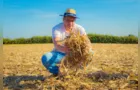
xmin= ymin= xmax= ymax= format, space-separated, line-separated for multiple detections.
xmin=3 ymin=0 xmax=139 ymax=39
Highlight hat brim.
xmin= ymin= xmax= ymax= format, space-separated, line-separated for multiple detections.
xmin=59 ymin=13 xmax=79 ymax=18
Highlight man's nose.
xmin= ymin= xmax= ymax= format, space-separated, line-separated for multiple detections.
xmin=68 ymin=22 xmax=73 ymax=25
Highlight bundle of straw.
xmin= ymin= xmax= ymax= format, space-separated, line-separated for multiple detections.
xmin=59 ymin=31 xmax=94 ymax=74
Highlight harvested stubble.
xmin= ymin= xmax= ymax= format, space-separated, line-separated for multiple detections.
xmin=3 ymin=43 xmax=138 ymax=89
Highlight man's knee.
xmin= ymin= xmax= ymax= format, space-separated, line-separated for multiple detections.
xmin=41 ymin=51 xmax=65 ymax=74
xmin=41 ymin=55 xmax=47 ymax=67
xmin=41 ymin=52 xmax=53 ymax=68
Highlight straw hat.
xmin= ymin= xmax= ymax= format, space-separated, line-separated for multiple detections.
xmin=60 ymin=8 xmax=78 ymax=18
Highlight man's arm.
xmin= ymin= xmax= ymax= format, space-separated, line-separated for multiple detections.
xmin=53 ymin=37 xmax=68 ymax=53
xmin=52 ymin=28 xmax=68 ymax=53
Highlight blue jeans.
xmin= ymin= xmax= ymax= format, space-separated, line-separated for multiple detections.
xmin=41 ymin=50 xmax=66 ymax=74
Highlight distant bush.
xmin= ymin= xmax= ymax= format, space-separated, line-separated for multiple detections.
xmin=3 ymin=36 xmax=52 ymax=44
xmin=87 ymin=34 xmax=138 ymax=44
xmin=3 ymin=34 xmax=138 ymax=44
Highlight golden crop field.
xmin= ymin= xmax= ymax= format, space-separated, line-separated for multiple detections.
xmin=3 ymin=44 xmax=138 ymax=90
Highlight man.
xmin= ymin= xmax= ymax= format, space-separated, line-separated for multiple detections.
xmin=41 ymin=8 xmax=93 ymax=76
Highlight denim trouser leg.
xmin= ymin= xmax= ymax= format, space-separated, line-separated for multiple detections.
xmin=41 ymin=51 xmax=66 ymax=74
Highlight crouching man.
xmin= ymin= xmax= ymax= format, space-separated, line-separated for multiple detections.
xmin=41 ymin=8 xmax=93 ymax=76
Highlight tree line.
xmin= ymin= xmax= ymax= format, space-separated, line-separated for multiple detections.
xmin=3 ymin=34 xmax=138 ymax=44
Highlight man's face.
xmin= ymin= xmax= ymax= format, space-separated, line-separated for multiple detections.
xmin=63 ymin=16 xmax=76 ymax=30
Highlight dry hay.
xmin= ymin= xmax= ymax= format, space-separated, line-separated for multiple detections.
xmin=59 ymin=31 xmax=94 ymax=74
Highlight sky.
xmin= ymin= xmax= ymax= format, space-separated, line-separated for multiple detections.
xmin=2 ymin=0 xmax=139 ymax=39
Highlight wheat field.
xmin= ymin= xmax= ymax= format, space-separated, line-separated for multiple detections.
xmin=3 ymin=44 xmax=138 ymax=90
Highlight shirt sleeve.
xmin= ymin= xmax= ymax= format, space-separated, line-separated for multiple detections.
xmin=79 ymin=26 xmax=87 ymax=35
xmin=52 ymin=28 xmax=61 ymax=38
